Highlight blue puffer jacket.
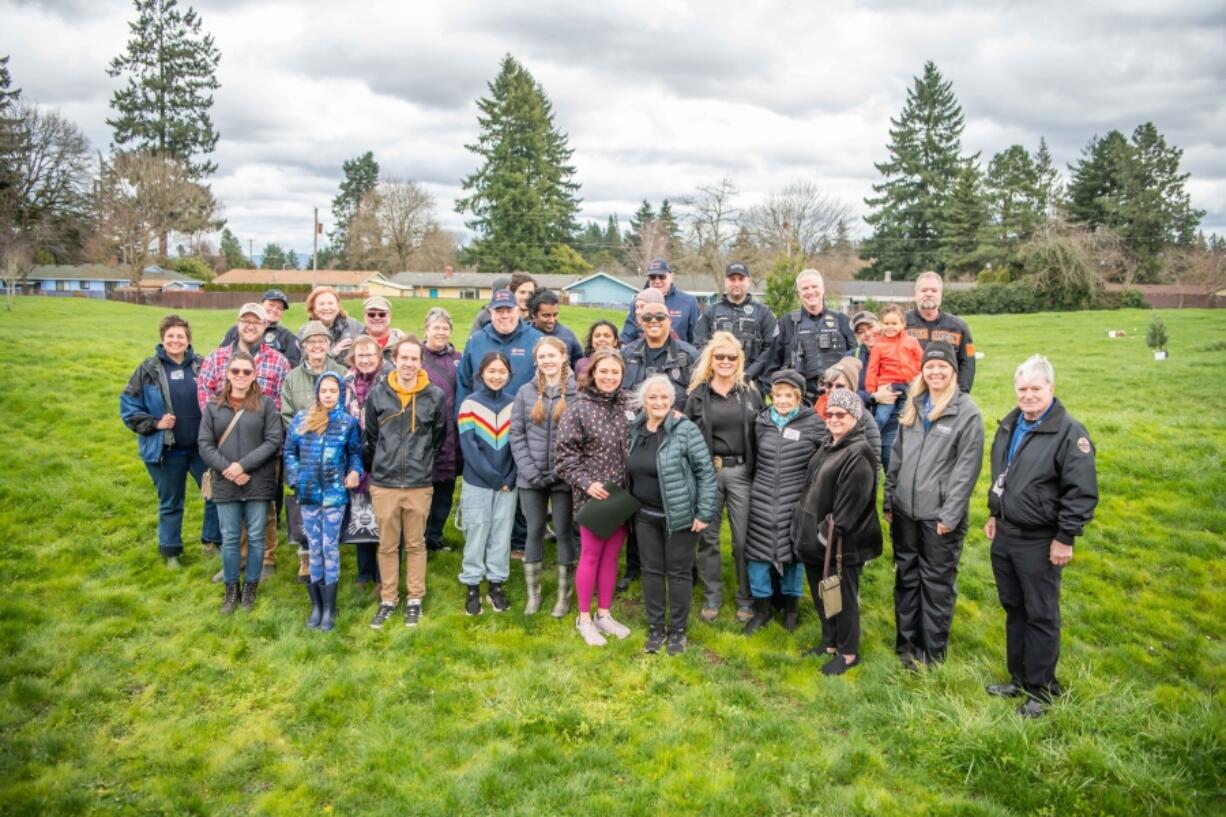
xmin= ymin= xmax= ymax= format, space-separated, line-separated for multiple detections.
xmin=120 ymin=344 xmax=202 ymax=463
xmin=456 ymin=319 xmax=544 ymax=407
xmin=284 ymin=374 xmax=364 ymax=508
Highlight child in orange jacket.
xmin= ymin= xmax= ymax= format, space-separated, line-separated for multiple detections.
xmin=865 ymin=304 xmax=922 ymax=467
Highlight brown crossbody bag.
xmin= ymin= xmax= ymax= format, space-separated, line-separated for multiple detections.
xmin=818 ymin=513 xmax=843 ymax=617
xmin=200 ymin=410 xmax=244 ymax=500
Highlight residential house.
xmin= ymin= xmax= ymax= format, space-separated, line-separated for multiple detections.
xmin=211 ymin=269 xmax=389 ymax=294
xmin=23 ymin=264 xmax=134 ymax=299
xmin=378 ymin=271 xmax=582 ymax=301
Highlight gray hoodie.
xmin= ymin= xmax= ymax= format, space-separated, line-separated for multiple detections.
xmin=884 ymin=389 xmax=984 ymax=529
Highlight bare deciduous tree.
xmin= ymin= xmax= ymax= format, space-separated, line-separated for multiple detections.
xmin=623 ymin=217 xmax=670 ymax=275
xmin=93 ymin=151 xmax=217 ymax=288
xmin=745 ymin=181 xmax=853 ymax=259
xmin=684 ymin=177 xmax=740 ymax=287
xmin=345 ymin=178 xmax=444 ymax=273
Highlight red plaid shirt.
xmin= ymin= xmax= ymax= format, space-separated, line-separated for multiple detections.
xmin=196 ymin=343 xmax=291 ymax=411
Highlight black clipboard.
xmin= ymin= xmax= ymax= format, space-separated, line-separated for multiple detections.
xmin=575 ymin=483 xmax=642 ymax=539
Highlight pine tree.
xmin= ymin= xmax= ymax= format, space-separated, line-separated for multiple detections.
xmin=604 ymin=214 xmax=623 ymax=259
xmin=0 ymin=55 xmax=24 ymax=234
xmin=658 ymin=199 xmax=683 ymax=251
xmin=106 ymin=0 xmax=220 ymax=178
xmin=219 ymin=227 xmax=245 ymax=269
xmin=455 ymin=54 xmax=580 ymax=272
xmin=979 ymin=145 xmax=1043 ymax=274
xmin=1033 ymin=136 xmax=1062 ymax=219
xmin=625 ymin=200 xmax=656 ymax=260
xmin=328 ymin=151 xmax=379 ymax=264
xmin=260 ymin=243 xmax=287 ymax=270
xmin=860 ymin=61 xmax=967 ymax=280
xmin=941 ymin=161 xmax=988 ymax=277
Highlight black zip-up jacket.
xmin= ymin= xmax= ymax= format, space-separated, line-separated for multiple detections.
xmin=792 ymin=426 xmax=883 ymax=568
xmin=621 ymin=336 xmax=699 ymax=409
xmin=988 ymin=398 xmax=1098 ymax=546
xmin=362 ymin=377 xmax=447 ymax=489
xmin=683 ymin=382 xmax=764 ymax=474
xmin=904 ymin=309 xmax=975 ymax=393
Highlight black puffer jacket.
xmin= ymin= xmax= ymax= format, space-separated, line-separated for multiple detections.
xmin=745 ymin=407 xmax=825 ymax=569
xmin=792 ymin=427 xmax=882 ymax=568
xmin=362 ymin=377 xmax=447 ymax=489
xmin=197 ymin=397 xmax=283 ymax=503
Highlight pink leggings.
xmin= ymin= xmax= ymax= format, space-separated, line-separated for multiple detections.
xmin=575 ymin=525 xmax=627 ymax=613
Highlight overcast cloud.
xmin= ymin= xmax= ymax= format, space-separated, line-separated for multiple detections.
xmin=4 ymin=0 xmax=1224 ymax=259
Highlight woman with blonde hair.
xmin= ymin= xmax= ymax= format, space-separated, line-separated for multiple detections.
xmin=301 ymin=286 xmax=363 ymax=361
xmin=683 ymin=331 xmax=763 ymax=623
xmin=510 ymin=336 xmax=578 ymax=615
xmin=884 ymin=342 xmax=984 ymax=668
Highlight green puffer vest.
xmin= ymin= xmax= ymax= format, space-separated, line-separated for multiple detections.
xmin=628 ymin=413 xmax=718 ymax=533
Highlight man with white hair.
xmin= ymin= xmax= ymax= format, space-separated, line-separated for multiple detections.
xmin=984 ymin=354 xmax=1098 ymax=718
xmin=767 ymin=269 xmax=856 ymax=401
xmin=906 ymin=271 xmax=976 ymax=393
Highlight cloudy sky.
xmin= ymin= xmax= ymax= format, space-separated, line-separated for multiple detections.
xmin=5 ymin=0 xmax=1225 ymax=259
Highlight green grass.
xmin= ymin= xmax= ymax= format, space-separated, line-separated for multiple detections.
xmin=0 ymin=298 xmax=1223 ymax=816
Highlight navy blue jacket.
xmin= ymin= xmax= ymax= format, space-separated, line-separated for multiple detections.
xmin=456 ymin=320 xmax=544 ymax=408
xmin=121 ymin=345 xmax=203 ymax=463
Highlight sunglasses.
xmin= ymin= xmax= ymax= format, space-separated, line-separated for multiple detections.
xmin=640 ymin=313 xmax=669 ymax=322
xmin=825 ymin=410 xmax=851 ymax=420
xmin=365 ymin=310 xmax=388 ymax=318
xmin=647 ymin=273 xmax=669 ymax=280
xmin=713 ymin=353 xmax=739 ymax=362
xmin=229 ymin=367 xmax=254 ymax=376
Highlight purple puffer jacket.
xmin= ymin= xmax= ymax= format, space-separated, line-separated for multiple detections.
xmin=555 ymin=387 xmax=632 ymax=518
xmin=421 ymin=343 xmax=462 ymax=480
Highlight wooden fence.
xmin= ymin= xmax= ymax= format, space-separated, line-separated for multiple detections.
xmin=108 ymin=290 xmax=368 ymax=310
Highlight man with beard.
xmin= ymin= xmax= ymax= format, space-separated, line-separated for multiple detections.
xmin=905 ymin=271 xmax=976 ymax=393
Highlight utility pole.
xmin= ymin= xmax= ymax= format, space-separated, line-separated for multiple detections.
xmin=312 ymin=207 xmax=319 ymax=290
xmin=249 ymin=240 xmax=254 ymax=267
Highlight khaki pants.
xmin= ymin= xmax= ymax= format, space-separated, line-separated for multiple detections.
xmin=370 ymin=484 xmax=432 ymax=605
xmin=239 ymin=501 xmax=279 ymax=566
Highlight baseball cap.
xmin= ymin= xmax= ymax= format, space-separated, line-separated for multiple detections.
xmin=851 ymin=310 xmax=878 ymax=330
xmin=488 ymin=289 xmax=517 ymax=309
xmin=237 ymin=302 xmax=267 ymax=322
xmin=725 ymin=262 xmax=749 ymax=278
xmin=261 ymin=289 xmax=289 ymax=309
xmin=363 ymin=295 xmax=391 ymax=313
xmin=646 ymin=258 xmax=672 ymax=276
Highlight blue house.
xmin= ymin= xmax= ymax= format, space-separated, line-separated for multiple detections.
xmin=563 ymin=272 xmax=641 ymax=307
xmin=25 ymin=264 xmax=133 ymax=299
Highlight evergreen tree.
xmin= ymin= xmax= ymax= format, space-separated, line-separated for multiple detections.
xmin=764 ymin=255 xmax=802 ymax=316
xmin=604 ymin=214 xmax=623 ymax=259
xmin=658 ymin=199 xmax=683 ymax=251
xmin=625 ymin=200 xmax=656 ymax=259
xmin=1066 ymin=130 xmax=1129 ymax=228
xmin=0 ymin=56 xmax=24 ymax=246
xmin=980 ymin=145 xmax=1043 ymax=274
xmin=1033 ymin=136 xmax=1061 ymax=219
xmin=260 ymin=242 xmax=287 ymax=270
xmin=941 ymin=161 xmax=988 ymax=277
xmin=328 ymin=151 xmax=379 ymax=264
xmin=455 ymin=54 xmax=580 ymax=272
xmin=219 ymin=227 xmax=245 ymax=269
xmin=860 ymin=61 xmax=967 ymax=280
xmin=285 ymin=249 xmax=299 ymax=269
xmin=106 ymin=0 xmax=220 ymax=179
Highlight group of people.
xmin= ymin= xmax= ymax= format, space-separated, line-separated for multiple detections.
xmin=120 ymin=264 xmax=1098 ymax=716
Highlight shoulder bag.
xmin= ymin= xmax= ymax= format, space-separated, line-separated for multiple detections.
xmin=818 ymin=513 xmax=843 ymax=618
xmin=201 ymin=409 xmax=244 ymax=500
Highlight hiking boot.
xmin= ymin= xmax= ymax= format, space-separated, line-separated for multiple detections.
xmin=742 ymin=597 xmax=773 ymax=635
xmin=522 ymin=562 xmax=542 ymax=615
xmin=735 ymin=604 xmax=754 ymax=623
xmin=220 ymin=582 xmax=239 ymax=614
xmin=239 ymin=580 xmax=259 ymax=611
xmin=165 ymin=556 xmax=181 ymax=570
xmin=576 ymin=616 xmax=607 ymax=647
xmin=260 ymin=562 xmax=276 ymax=580
xmin=404 ymin=600 xmax=422 ymax=627
xmin=487 ymin=582 xmax=510 ymax=613
xmin=465 ymin=585 xmax=483 ymax=616
xmin=297 ymin=552 xmax=310 ymax=585
xmin=667 ymin=630 xmax=688 ymax=655
xmin=1017 ymin=698 xmax=1047 ymax=719
xmin=211 ymin=568 xmax=225 ymax=584
xmin=782 ymin=596 xmax=799 ymax=632
xmin=644 ymin=628 xmax=666 ymax=654
xmin=594 ymin=613 xmax=630 ymax=640
xmin=551 ymin=564 xmax=573 ymax=618
xmin=699 ymin=606 xmax=719 ymax=623
xmin=370 ymin=603 xmax=395 ymax=629
xmin=510 ymin=549 xmax=525 ymax=561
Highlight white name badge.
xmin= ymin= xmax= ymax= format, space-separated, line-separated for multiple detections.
xmin=170 ymin=369 xmax=185 ymax=380
xmin=783 ymin=428 xmax=801 ymax=441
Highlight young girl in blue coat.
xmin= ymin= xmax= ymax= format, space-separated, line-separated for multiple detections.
xmin=284 ymin=370 xmax=363 ymax=631
xmin=456 ymin=352 xmax=517 ymax=615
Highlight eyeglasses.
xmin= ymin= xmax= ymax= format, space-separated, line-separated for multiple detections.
xmin=713 ymin=353 xmax=739 ymax=362
xmin=365 ymin=310 xmax=388 ymax=318
xmin=304 ymin=337 xmax=329 ymax=345
xmin=640 ymin=313 xmax=669 ymax=323
xmin=825 ymin=410 xmax=851 ymax=420
xmin=238 ymin=320 xmax=263 ymax=328
xmin=229 ymin=367 xmax=254 ymax=376
xmin=820 ymin=380 xmax=839 ymax=390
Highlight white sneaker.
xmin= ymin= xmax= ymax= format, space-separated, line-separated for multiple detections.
xmin=576 ymin=616 xmax=607 ymax=647
xmin=595 ymin=613 xmax=631 ymax=640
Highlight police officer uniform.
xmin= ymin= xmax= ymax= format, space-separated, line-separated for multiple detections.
xmin=694 ymin=293 xmax=777 ymax=385
xmin=987 ymin=397 xmax=1098 ymax=704
xmin=620 ymin=337 xmax=698 ymax=411
xmin=768 ymin=307 xmax=856 ymax=401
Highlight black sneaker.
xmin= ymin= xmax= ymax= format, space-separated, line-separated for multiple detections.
xmin=404 ymin=601 xmax=422 ymax=627
xmin=487 ymin=582 xmax=510 ymax=613
xmin=644 ymin=628 xmax=666 ymax=654
xmin=465 ymin=585 xmax=482 ymax=616
xmin=370 ymin=603 xmax=396 ymax=629
xmin=666 ymin=630 xmax=687 ymax=655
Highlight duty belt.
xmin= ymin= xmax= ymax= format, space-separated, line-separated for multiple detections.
xmin=712 ymin=454 xmax=747 ymax=471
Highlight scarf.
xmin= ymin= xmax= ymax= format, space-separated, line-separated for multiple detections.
xmin=770 ymin=405 xmax=799 ymax=430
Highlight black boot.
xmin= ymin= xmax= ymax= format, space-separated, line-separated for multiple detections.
xmin=783 ymin=596 xmax=799 ymax=632
xmin=240 ymin=580 xmax=259 ymax=611
xmin=742 ymin=597 xmax=773 ymax=635
xmin=220 ymin=582 xmax=240 ymax=614
xmin=319 ymin=583 xmax=338 ymax=631
xmin=306 ymin=581 xmax=323 ymax=629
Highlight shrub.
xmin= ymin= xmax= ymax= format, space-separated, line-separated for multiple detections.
xmin=942 ymin=282 xmax=1041 ymax=315
xmin=173 ymin=257 xmax=214 ymax=281
xmin=765 ymin=255 xmax=802 ymax=316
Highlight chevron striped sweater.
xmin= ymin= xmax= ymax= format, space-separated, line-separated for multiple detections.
xmin=457 ymin=387 xmax=517 ymax=490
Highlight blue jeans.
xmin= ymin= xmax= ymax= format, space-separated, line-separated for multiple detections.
xmin=875 ymin=392 xmax=906 ymax=473
xmin=748 ymin=560 xmax=804 ymax=598
xmin=144 ymin=448 xmax=221 ymax=556
xmin=217 ymin=500 xmax=267 ymax=584
xmin=457 ymin=483 xmax=517 ymax=585
xmin=302 ymin=505 xmax=345 ymax=585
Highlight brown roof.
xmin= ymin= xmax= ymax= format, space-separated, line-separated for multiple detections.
xmin=212 ymin=269 xmax=384 ymax=286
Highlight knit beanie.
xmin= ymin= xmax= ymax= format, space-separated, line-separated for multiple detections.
xmin=825 ymin=388 xmax=863 ymax=420
xmin=921 ymin=341 xmax=958 ymax=372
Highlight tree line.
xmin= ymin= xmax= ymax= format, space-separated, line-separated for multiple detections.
xmin=1 ymin=3 xmax=1221 ymax=310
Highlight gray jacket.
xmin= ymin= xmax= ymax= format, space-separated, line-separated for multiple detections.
xmin=198 ymin=398 xmax=284 ymax=503
xmin=510 ymin=375 xmax=578 ymax=489
xmin=884 ymin=390 xmax=984 ymax=529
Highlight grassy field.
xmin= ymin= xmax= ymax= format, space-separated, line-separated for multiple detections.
xmin=0 ymin=297 xmax=1223 ymax=816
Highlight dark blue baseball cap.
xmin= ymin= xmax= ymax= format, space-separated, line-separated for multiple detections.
xmin=646 ymin=258 xmax=672 ymax=276
xmin=262 ymin=289 xmax=290 ymax=309
xmin=488 ymin=289 xmax=517 ymax=309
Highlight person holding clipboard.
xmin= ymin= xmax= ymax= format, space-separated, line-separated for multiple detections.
xmin=555 ymin=349 xmax=636 ymax=647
